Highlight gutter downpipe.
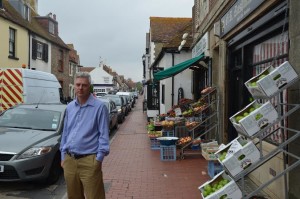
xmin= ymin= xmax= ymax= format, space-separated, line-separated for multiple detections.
xmin=28 ymin=31 xmax=31 ymax=69
xmin=171 ymin=53 xmax=175 ymax=107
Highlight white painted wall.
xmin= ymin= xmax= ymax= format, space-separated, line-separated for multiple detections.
xmin=89 ymin=67 xmax=114 ymax=96
xmin=158 ymin=51 xmax=193 ymax=114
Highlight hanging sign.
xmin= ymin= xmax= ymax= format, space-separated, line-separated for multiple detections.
xmin=192 ymin=32 xmax=208 ymax=58
xmin=177 ymin=87 xmax=184 ymax=104
xmin=220 ymin=0 xmax=265 ymax=37
xmin=174 ymin=107 xmax=182 ymax=117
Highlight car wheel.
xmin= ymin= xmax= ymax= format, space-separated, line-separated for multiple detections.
xmin=45 ymin=153 xmax=62 ymax=185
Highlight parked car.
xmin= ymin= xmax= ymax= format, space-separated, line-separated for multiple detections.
xmin=116 ymin=91 xmax=135 ymax=108
xmin=133 ymin=91 xmax=139 ymax=99
xmin=101 ymin=94 xmax=126 ymax=123
xmin=0 ymin=103 xmax=66 ymax=184
xmin=120 ymin=95 xmax=131 ymax=114
xmin=97 ymin=98 xmax=118 ymax=133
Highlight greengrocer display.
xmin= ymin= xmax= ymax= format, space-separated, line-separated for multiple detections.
xmin=146 ymin=86 xmax=219 ymax=161
xmin=176 ymin=87 xmax=219 ymax=159
xmin=197 ymin=61 xmax=300 ymax=199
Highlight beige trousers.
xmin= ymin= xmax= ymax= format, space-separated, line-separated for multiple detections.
xmin=63 ymin=154 xmax=105 ymax=199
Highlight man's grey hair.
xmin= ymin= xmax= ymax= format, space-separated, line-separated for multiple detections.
xmin=75 ymin=72 xmax=92 ymax=84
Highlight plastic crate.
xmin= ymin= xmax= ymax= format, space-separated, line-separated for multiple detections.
xmin=162 ymin=130 xmax=175 ymax=137
xmin=160 ymin=145 xmax=176 ymax=161
xmin=150 ymin=138 xmax=160 ymax=150
xmin=208 ymin=160 xmax=223 ymax=178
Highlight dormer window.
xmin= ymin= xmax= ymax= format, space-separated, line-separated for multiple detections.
xmin=24 ymin=4 xmax=30 ymax=21
xmin=49 ymin=21 xmax=55 ymax=34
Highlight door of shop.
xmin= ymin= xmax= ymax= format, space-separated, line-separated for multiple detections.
xmin=146 ymin=82 xmax=160 ymax=119
xmin=227 ymin=48 xmax=253 ymax=141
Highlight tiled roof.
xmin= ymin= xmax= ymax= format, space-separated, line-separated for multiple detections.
xmin=163 ymin=21 xmax=193 ymax=48
xmin=150 ymin=17 xmax=192 ymax=44
xmin=80 ymin=67 xmax=95 ymax=73
xmin=1 ymin=0 xmax=70 ymax=50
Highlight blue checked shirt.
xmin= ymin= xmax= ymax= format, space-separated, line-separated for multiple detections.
xmin=60 ymin=94 xmax=110 ymax=162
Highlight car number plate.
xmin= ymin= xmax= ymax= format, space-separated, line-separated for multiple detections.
xmin=0 ymin=165 xmax=4 ymax=172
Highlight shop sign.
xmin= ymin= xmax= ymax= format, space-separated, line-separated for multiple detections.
xmin=192 ymin=32 xmax=208 ymax=58
xmin=220 ymin=0 xmax=265 ymax=37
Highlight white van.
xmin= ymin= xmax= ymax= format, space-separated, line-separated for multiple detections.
xmin=0 ymin=68 xmax=63 ymax=112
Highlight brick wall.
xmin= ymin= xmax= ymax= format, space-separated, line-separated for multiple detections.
xmin=51 ymin=44 xmax=71 ymax=98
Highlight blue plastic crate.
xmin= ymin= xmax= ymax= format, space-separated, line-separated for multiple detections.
xmin=208 ymin=161 xmax=223 ymax=178
xmin=150 ymin=138 xmax=160 ymax=150
xmin=160 ymin=145 xmax=176 ymax=161
xmin=162 ymin=130 xmax=175 ymax=137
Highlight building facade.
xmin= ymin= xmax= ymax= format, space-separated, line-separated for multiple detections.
xmin=192 ymin=0 xmax=300 ymax=198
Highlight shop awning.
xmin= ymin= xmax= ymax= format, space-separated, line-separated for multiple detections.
xmin=153 ymin=53 xmax=205 ymax=81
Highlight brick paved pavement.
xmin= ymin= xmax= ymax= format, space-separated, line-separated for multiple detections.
xmin=102 ymin=96 xmax=210 ymax=199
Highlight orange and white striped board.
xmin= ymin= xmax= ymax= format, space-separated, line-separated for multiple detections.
xmin=0 ymin=69 xmax=24 ymax=112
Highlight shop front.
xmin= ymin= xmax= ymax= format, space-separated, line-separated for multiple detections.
xmin=220 ymin=0 xmax=297 ymax=198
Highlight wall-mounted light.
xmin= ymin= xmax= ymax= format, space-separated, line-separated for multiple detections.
xmin=178 ymin=45 xmax=183 ymax=52
xmin=182 ymin=33 xmax=189 ymax=40
xmin=180 ymin=40 xmax=186 ymax=46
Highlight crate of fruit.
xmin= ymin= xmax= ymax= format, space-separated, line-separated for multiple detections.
xmin=245 ymin=61 xmax=298 ymax=98
xmin=229 ymin=100 xmax=278 ymax=137
xmin=161 ymin=120 xmax=174 ymax=131
xmin=215 ymin=136 xmax=260 ymax=177
xmin=198 ymin=171 xmax=242 ymax=199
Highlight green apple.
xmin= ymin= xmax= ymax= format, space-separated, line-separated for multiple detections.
xmin=204 ymin=184 xmax=212 ymax=192
xmin=235 ymin=116 xmax=244 ymax=123
xmin=259 ymin=74 xmax=266 ymax=80
xmin=250 ymin=82 xmax=257 ymax=87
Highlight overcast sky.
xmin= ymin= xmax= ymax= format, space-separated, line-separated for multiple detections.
xmin=38 ymin=1 xmax=193 ymax=82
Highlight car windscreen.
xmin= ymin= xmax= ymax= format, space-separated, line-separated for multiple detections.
xmin=0 ymin=108 xmax=62 ymax=131
xmin=102 ymin=97 xmax=121 ymax=106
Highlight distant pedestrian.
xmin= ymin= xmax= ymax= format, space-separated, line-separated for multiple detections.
xmin=60 ymin=72 xmax=110 ymax=199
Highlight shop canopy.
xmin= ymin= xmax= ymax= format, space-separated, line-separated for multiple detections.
xmin=153 ymin=53 xmax=205 ymax=81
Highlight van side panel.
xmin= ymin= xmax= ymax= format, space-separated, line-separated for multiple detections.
xmin=0 ymin=69 xmax=62 ymax=112
xmin=0 ymin=69 xmax=24 ymax=112
xmin=22 ymin=69 xmax=61 ymax=104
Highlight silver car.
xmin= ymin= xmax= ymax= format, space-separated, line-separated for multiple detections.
xmin=0 ymin=103 xmax=66 ymax=184
xmin=97 ymin=98 xmax=118 ymax=134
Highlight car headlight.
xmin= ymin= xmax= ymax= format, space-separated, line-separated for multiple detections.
xmin=118 ymin=109 xmax=122 ymax=113
xmin=17 ymin=146 xmax=52 ymax=159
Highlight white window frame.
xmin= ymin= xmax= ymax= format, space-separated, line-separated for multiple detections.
xmin=69 ymin=62 xmax=74 ymax=76
xmin=9 ymin=28 xmax=16 ymax=57
xmin=37 ymin=42 xmax=43 ymax=59
xmin=49 ymin=21 xmax=55 ymax=34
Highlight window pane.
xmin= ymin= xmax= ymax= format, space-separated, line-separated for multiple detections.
xmin=252 ymin=31 xmax=289 ymax=145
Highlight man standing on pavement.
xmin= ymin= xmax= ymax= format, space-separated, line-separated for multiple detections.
xmin=60 ymin=72 xmax=110 ymax=199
